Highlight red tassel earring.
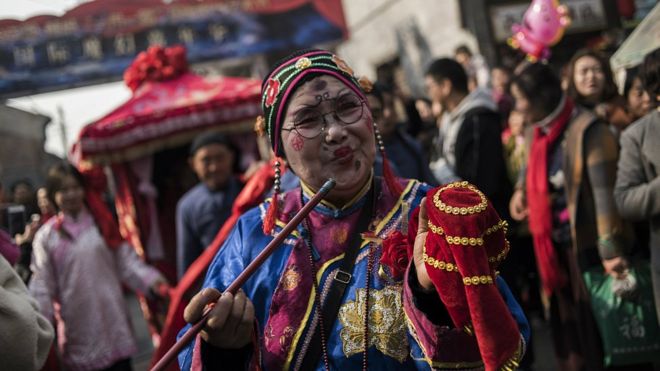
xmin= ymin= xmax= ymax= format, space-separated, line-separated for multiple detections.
xmin=374 ymin=122 xmax=403 ymax=196
xmin=263 ymin=159 xmax=281 ymax=235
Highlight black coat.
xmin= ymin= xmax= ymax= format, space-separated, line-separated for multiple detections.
xmin=453 ymin=107 xmax=512 ymax=219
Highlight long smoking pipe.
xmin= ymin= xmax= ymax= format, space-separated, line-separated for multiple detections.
xmin=151 ymin=178 xmax=337 ymax=371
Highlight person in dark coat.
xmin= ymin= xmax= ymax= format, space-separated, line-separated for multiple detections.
xmin=176 ymin=132 xmax=242 ymax=279
xmin=425 ymin=58 xmax=511 ymax=217
xmin=615 ymin=47 xmax=660 ymax=323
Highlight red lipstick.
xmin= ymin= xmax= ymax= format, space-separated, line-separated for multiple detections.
xmin=333 ymin=146 xmax=352 ymax=159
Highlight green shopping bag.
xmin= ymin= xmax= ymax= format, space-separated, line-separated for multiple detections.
xmin=583 ymin=263 xmax=660 ymax=366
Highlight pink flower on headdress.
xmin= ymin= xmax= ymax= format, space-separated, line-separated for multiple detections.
xmin=332 ymin=55 xmax=354 ymax=76
xmin=264 ymin=78 xmax=281 ymax=108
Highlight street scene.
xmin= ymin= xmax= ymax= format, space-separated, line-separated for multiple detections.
xmin=1 ymin=0 xmax=659 ymax=370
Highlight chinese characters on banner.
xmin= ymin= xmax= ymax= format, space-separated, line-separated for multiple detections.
xmin=0 ymin=0 xmax=347 ymax=98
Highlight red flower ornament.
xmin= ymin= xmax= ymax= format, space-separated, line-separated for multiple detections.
xmin=123 ymin=45 xmax=189 ymax=92
xmin=380 ymin=231 xmax=410 ymax=280
xmin=264 ymin=78 xmax=281 ymax=108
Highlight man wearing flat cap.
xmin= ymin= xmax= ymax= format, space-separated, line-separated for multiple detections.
xmin=176 ymin=131 xmax=242 ymax=279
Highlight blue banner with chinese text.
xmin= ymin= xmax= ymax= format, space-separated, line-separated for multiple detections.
xmin=0 ymin=0 xmax=346 ymax=99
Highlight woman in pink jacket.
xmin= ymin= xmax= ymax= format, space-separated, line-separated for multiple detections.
xmin=30 ymin=162 xmax=167 ymax=371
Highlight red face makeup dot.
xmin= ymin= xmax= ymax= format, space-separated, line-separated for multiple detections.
xmin=291 ymin=132 xmax=304 ymax=151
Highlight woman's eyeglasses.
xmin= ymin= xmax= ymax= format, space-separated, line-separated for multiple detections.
xmin=283 ymin=94 xmax=366 ymax=139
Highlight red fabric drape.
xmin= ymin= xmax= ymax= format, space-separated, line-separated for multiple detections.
xmin=111 ymin=162 xmax=172 ymax=345
xmin=112 ymin=163 xmax=150 ymax=258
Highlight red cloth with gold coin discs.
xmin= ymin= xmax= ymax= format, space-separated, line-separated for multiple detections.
xmin=423 ymin=181 xmax=522 ymax=371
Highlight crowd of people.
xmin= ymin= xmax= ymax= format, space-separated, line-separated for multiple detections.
xmin=0 ymin=41 xmax=659 ymax=371
xmin=176 ymin=45 xmax=659 ymax=371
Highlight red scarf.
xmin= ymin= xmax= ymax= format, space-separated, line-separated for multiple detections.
xmin=526 ymin=98 xmax=573 ymax=295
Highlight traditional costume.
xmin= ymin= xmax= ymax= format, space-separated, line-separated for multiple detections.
xmin=177 ymin=50 xmax=528 ymax=370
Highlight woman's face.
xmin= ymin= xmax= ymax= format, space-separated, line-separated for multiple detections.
xmin=37 ymin=187 xmax=55 ymax=215
xmin=54 ymin=175 xmax=85 ymax=216
xmin=573 ymin=56 xmax=606 ymax=103
xmin=511 ymin=83 xmax=535 ymax=123
xmin=491 ymin=68 xmax=510 ymax=94
xmin=508 ymin=110 xmax=526 ymax=136
xmin=280 ymin=75 xmax=375 ymax=202
xmin=627 ymin=77 xmax=651 ymax=120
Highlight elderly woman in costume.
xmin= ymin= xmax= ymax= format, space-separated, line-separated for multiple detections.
xmin=178 ymin=50 xmax=529 ymax=370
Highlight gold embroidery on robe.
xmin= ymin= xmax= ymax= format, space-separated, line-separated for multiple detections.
xmin=264 ymin=323 xmax=275 ymax=348
xmin=282 ymin=265 xmax=301 ymax=291
xmin=279 ymin=326 xmax=295 ymax=352
xmin=338 ymin=285 xmax=408 ymax=363
xmin=333 ymin=228 xmax=349 ymax=245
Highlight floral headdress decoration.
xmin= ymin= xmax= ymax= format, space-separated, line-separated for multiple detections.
xmin=259 ymin=49 xmax=373 ymax=156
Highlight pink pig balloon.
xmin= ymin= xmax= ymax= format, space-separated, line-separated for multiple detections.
xmin=508 ymin=0 xmax=571 ymax=61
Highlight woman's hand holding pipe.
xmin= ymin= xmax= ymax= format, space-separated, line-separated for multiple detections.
xmin=183 ymin=288 xmax=255 ymax=349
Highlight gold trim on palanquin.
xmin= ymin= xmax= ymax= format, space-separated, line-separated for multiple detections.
xmin=432 ymin=181 xmax=488 ymax=215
